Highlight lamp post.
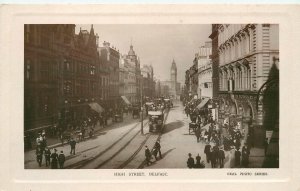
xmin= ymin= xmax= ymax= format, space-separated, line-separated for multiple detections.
xmin=140 ymin=75 xmax=144 ymax=135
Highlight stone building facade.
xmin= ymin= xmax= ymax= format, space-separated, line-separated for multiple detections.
xmin=24 ymin=24 xmax=105 ymax=132
xmin=197 ymin=41 xmax=212 ymax=99
xmin=216 ymin=24 xmax=279 ymax=146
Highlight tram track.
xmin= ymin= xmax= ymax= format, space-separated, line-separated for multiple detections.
xmin=65 ymin=119 xmax=148 ymax=169
xmin=137 ymin=108 xmax=171 ymax=169
xmin=116 ymin=108 xmax=170 ymax=169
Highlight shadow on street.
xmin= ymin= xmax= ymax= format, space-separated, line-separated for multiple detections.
xmin=162 ymin=120 xmax=184 ymax=134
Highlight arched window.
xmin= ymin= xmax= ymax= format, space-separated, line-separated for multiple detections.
xmin=248 ymin=68 xmax=251 ymax=90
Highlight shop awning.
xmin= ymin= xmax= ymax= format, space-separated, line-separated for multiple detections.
xmin=121 ymin=96 xmax=131 ymax=105
xmin=88 ymin=102 xmax=104 ymax=113
xmin=196 ymin=98 xmax=210 ymax=110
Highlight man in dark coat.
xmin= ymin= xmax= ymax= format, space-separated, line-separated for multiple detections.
xmin=210 ymin=148 xmax=217 ymax=168
xmin=58 ymin=151 xmax=66 ymax=169
xmin=195 ymin=126 xmax=201 ymax=143
xmin=218 ymin=147 xmax=225 ymax=168
xmin=235 ymin=148 xmax=241 ymax=167
xmin=145 ymin=146 xmax=153 ymax=166
xmin=154 ymin=141 xmax=162 ymax=159
xmin=69 ymin=138 xmax=76 ymax=155
xmin=50 ymin=149 xmax=59 ymax=169
xmin=242 ymin=145 xmax=250 ymax=167
xmin=194 ymin=154 xmax=203 ymax=168
xmin=204 ymin=143 xmax=211 ymax=163
xmin=36 ymin=147 xmax=43 ymax=167
xmin=187 ymin=153 xmax=195 ymax=168
xmin=44 ymin=148 xmax=51 ymax=167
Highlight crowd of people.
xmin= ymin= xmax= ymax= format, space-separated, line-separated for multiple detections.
xmin=183 ymin=97 xmax=251 ymax=169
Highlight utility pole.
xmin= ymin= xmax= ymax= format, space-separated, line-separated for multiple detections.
xmin=140 ymin=75 xmax=144 ymax=135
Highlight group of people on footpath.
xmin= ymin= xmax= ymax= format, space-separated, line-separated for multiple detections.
xmin=36 ymin=147 xmax=66 ymax=169
xmin=203 ymin=143 xmax=226 ymax=168
xmin=144 ymin=141 xmax=162 ymax=166
xmin=35 ymin=131 xmax=78 ymax=169
xmin=183 ymin=97 xmax=252 ymax=169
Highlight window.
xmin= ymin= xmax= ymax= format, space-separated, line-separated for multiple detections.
xmin=64 ymin=59 xmax=70 ymax=71
xmin=90 ymin=65 xmax=95 ymax=75
xmin=25 ymin=25 xmax=32 ymax=43
xmin=40 ymin=61 xmax=49 ymax=81
xmin=25 ymin=59 xmax=32 ymax=80
xmin=64 ymin=80 xmax=72 ymax=95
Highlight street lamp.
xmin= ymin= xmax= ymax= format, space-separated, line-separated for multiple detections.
xmin=140 ymin=75 xmax=144 ymax=135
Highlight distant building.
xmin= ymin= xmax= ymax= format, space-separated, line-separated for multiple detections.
xmin=119 ymin=44 xmax=141 ymax=104
xmin=160 ymin=59 xmax=181 ymax=98
xmin=197 ymin=41 xmax=212 ymax=99
xmin=141 ymin=65 xmax=155 ymax=99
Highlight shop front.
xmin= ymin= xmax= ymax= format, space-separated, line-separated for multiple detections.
xmin=218 ymin=92 xmax=265 ymax=147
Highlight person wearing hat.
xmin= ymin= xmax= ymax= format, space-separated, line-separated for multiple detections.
xmin=69 ymin=138 xmax=76 ymax=155
xmin=154 ymin=141 xmax=162 ymax=159
xmin=44 ymin=147 xmax=51 ymax=167
xmin=58 ymin=151 xmax=66 ymax=169
xmin=242 ymin=144 xmax=250 ymax=167
xmin=218 ymin=146 xmax=225 ymax=168
xmin=186 ymin=153 xmax=195 ymax=168
xmin=145 ymin=146 xmax=152 ymax=166
xmin=50 ymin=149 xmax=59 ymax=169
xmin=234 ymin=147 xmax=241 ymax=168
xmin=204 ymin=143 xmax=211 ymax=163
xmin=194 ymin=154 xmax=203 ymax=168
xmin=35 ymin=146 xmax=43 ymax=167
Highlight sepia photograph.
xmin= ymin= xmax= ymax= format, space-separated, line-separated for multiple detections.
xmin=24 ymin=24 xmax=279 ymax=170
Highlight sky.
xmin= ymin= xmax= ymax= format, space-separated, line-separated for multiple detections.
xmin=76 ymin=24 xmax=211 ymax=84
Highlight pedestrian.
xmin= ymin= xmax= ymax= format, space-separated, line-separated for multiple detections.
xmin=204 ymin=143 xmax=211 ymax=163
xmin=210 ymin=148 xmax=217 ymax=168
xmin=218 ymin=146 xmax=225 ymax=168
xmin=36 ymin=133 xmax=42 ymax=148
xmin=235 ymin=148 xmax=241 ymax=167
xmin=36 ymin=147 xmax=43 ymax=167
xmin=44 ymin=147 xmax=51 ymax=167
xmin=154 ymin=141 xmax=162 ymax=159
xmin=58 ymin=151 xmax=66 ymax=169
xmin=242 ymin=145 xmax=250 ymax=167
xmin=264 ymin=138 xmax=269 ymax=156
xmin=194 ymin=154 xmax=204 ymax=168
xmin=50 ymin=149 xmax=59 ymax=169
xmin=186 ymin=153 xmax=195 ymax=168
xmin=69 ymin=138 xmax=76 ymax=155
xmin=195 ymin=126 xmax=201 ymax=143
xmin=145 ymin=146 xmax=153 ymax=166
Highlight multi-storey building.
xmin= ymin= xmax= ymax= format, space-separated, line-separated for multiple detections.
xmin=216 ymin=24 xmax=279 ymax=146
xmin=119 ymin=54 xmax=138 ymax=104
xmin=141 ymin=65 xmax=155 ymax=99
xmin=209 ymin=24 xmax=220 ymax=99
xmin=197 ymin=41 xmax=212 ymax=99
xmin=24 ymin=24 xmax=103 ymax=132
xmin=98 ymin=41 xmax=120 ymax=109
xmin=119 ymin=44 xmax=141 ymax=104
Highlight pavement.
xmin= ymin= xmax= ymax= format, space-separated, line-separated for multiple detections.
xmin=24 ymin=113 xmax=144 ymax=169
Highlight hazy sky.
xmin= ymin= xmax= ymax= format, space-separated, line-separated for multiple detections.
xmin=76 ymin=24 xmax=211 ymax=84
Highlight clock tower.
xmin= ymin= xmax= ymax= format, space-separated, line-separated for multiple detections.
xmin=170 ymin=59 xmax=177 ymax=97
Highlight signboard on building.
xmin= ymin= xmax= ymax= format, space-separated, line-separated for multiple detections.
xmin=266 ymin=130 xmax=273 ymax=142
